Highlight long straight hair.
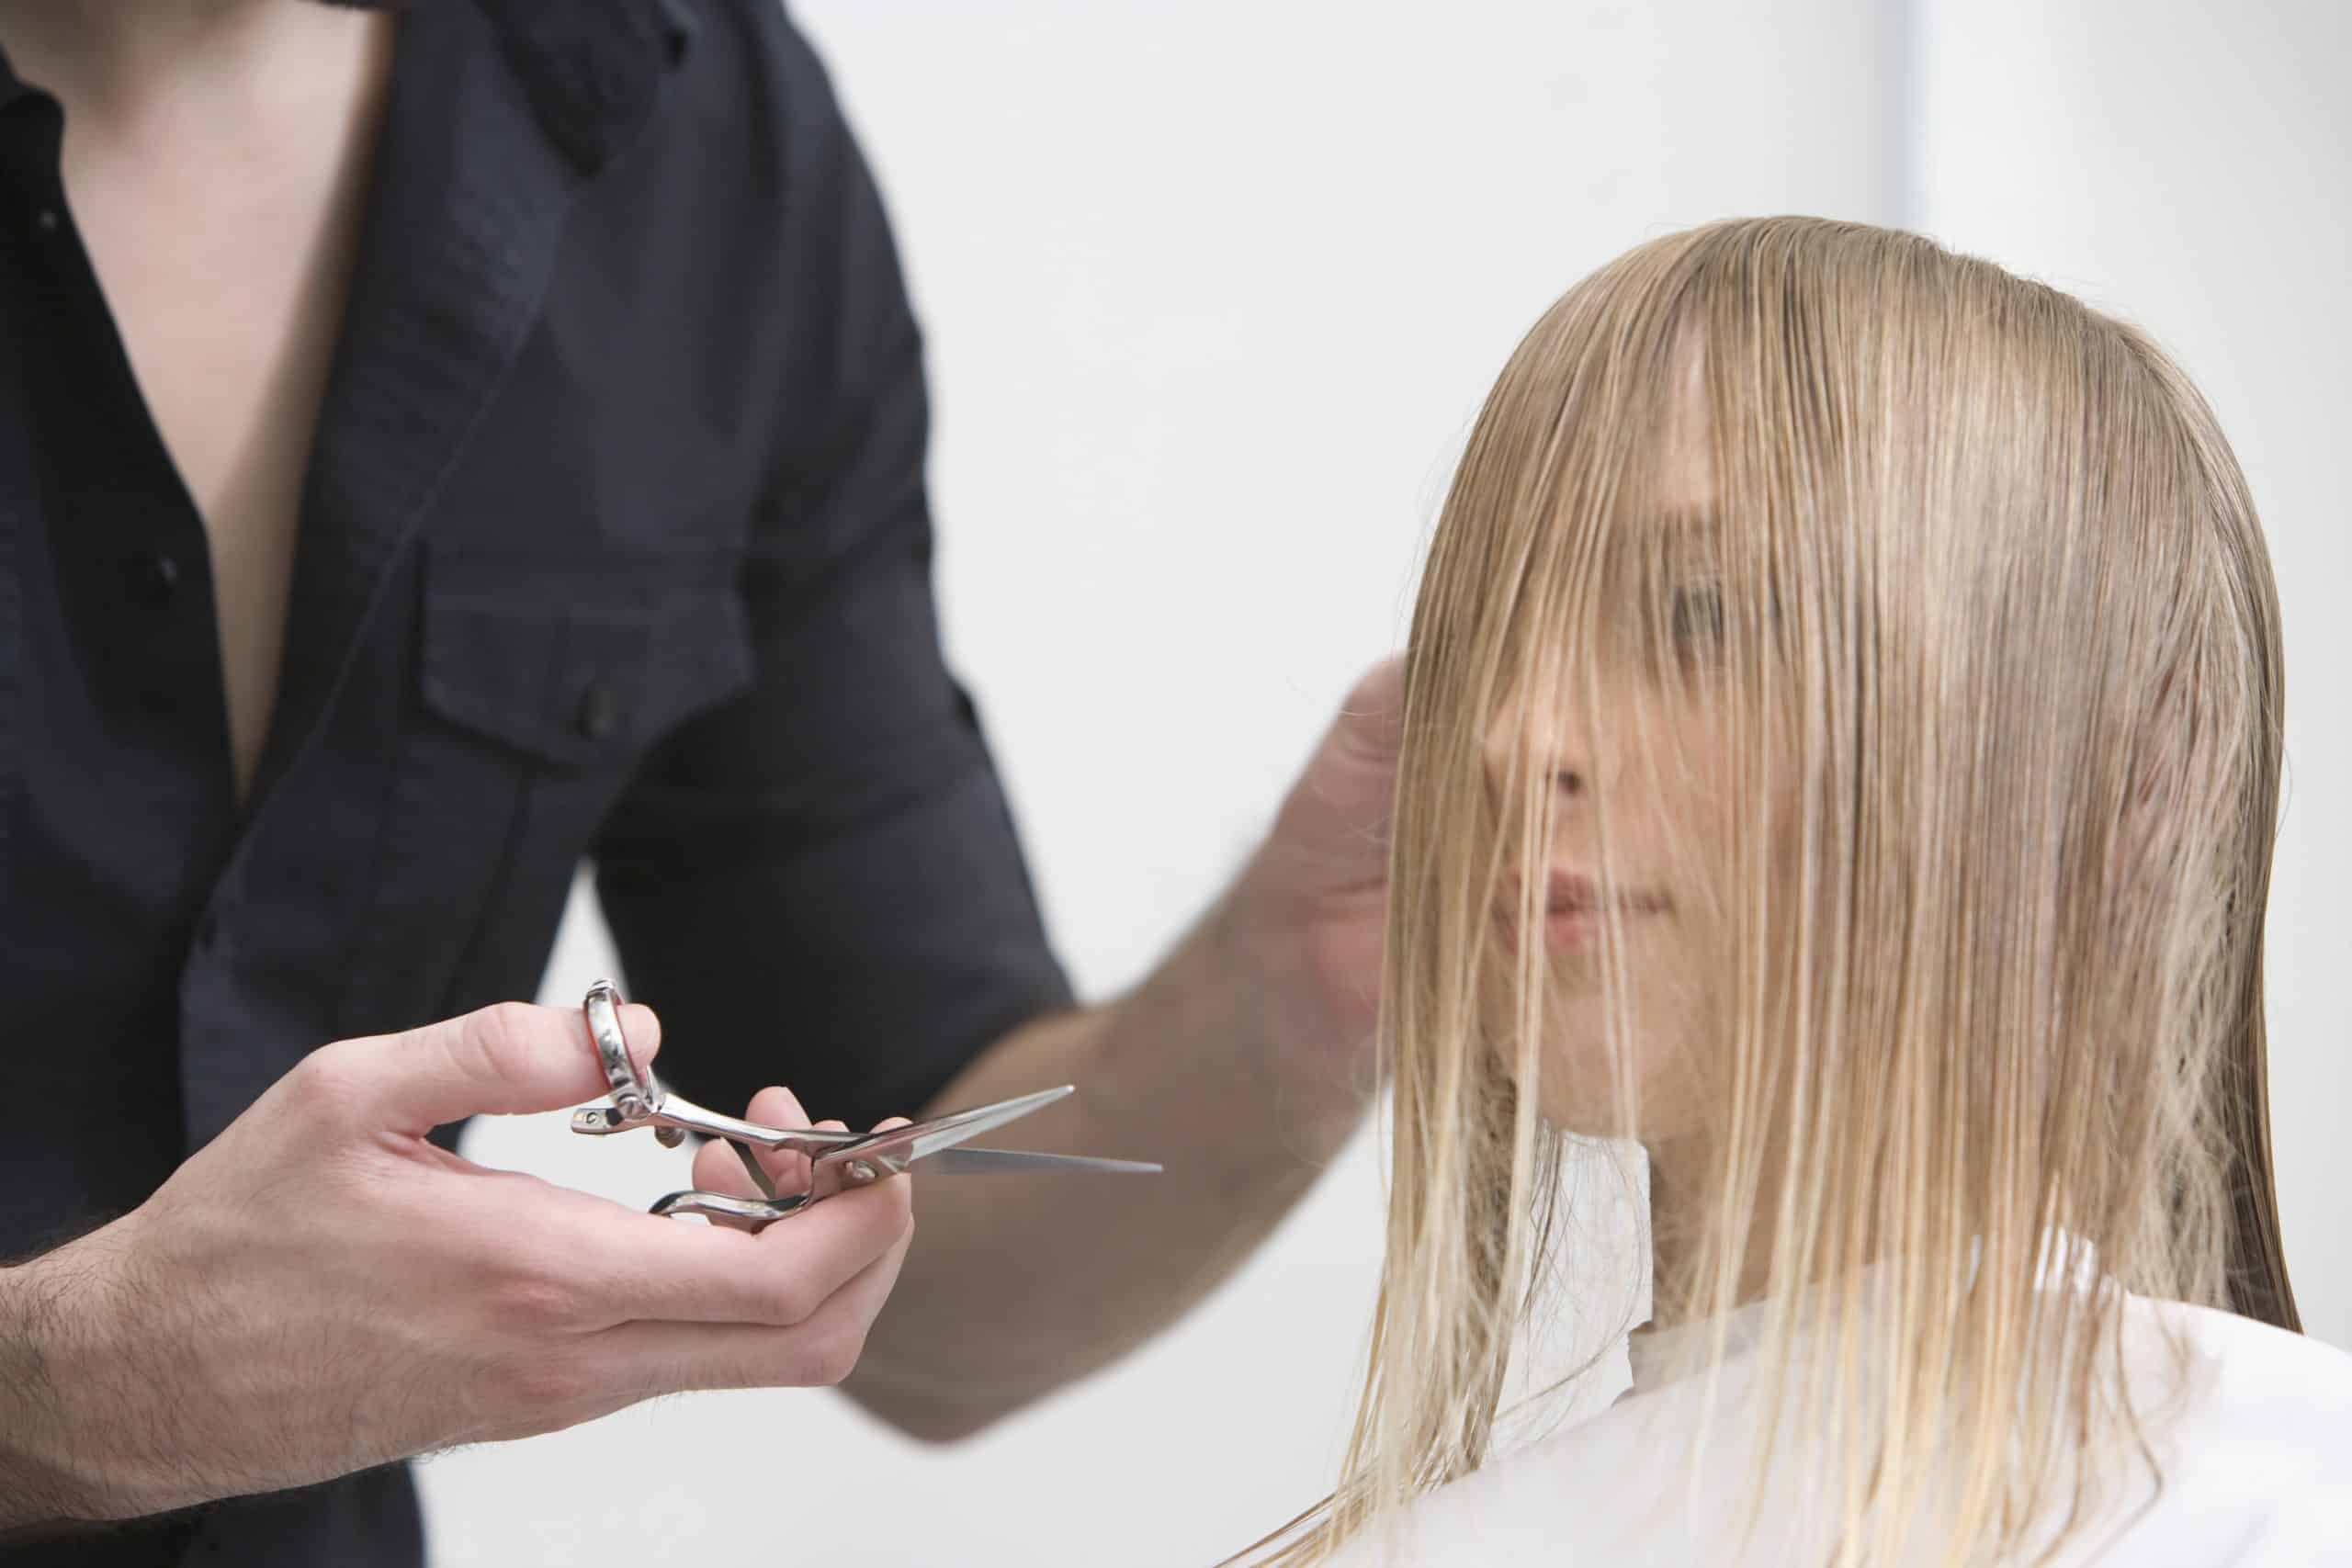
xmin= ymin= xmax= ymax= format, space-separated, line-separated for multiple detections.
xmin=1243 ymin=218 xmax=2296 ymax=1566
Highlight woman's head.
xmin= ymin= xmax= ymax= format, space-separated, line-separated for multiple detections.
xmin=1279 ymin=217 xmax=2295 ymax=1564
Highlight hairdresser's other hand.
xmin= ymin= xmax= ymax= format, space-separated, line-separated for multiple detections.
xmin=0 ymin=1003 xmax=912 ymax=1527
xmin=1237 ymin=655 xmax=1405 ymax=1061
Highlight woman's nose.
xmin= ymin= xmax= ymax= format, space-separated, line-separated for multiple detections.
xmin=1482 ymin=682 xmax=1589 ymax=801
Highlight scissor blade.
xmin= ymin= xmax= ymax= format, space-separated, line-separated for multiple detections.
xmin=904 ymin=1085 xmax=1074 ymax=1162
xmin=919 ymin=1146 xmax=1162 ymax=1177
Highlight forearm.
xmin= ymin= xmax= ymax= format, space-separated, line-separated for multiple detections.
xmin=0 ymin=1242 xmax=116 ymax=1533
xmin=843 ymin=860 xmax=1376 ymax=1440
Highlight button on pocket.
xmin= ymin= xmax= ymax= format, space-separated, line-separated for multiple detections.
xmin=575 ymin=681 xmax=619 ymax=741
xmin=415 ymin=542 xmax=753 ymax=769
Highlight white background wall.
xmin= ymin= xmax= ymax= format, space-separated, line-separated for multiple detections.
xmin=418 ymin=4 xmax=2349 ymax=1562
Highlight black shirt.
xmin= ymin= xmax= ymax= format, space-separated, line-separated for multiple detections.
xmin=0 ymin=2 xmax=1070 ymax=1562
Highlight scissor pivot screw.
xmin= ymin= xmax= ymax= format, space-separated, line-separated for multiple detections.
xmin=654 ymin=1125 xmax=685 ymax=1148
xmin=843 ymin=1160 xmax=877 ymax=1186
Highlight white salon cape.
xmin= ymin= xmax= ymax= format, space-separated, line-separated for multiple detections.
xmin=1322 ymin=1292 xmax=2352 ymax=1566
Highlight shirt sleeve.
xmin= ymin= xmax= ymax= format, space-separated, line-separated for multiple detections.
xmin=589 ymin=10 xmax=1074 ymax=1131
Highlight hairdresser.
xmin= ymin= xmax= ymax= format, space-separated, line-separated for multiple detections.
xmin=0 ymin=3 xmax=1395 ymax=1562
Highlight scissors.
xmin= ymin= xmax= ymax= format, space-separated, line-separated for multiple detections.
xmin=570 ymin=978 xmax=1161 ymax=1231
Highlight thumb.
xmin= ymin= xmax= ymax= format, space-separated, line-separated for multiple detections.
xmin=1329 ymin=654 xmax=1407 ymax=762
xmin=1272 ymin=655 xmax=1407 ymax=867
xmin=341 ymin=1000 xmax=663 ymax=1135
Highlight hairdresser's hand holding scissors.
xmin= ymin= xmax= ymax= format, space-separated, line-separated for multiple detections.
xmin=0 ymin=1002 xmax=910 ymax=1521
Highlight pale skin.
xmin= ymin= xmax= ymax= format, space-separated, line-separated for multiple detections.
xmin=0 ymin=0 xmax=1392 ymax=1524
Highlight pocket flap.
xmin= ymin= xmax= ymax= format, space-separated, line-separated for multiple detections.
xmin=418 ymin=542 xmax=754 ymax=767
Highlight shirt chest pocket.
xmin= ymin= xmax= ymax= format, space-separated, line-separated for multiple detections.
xmin=339 ymin=541 xmax=755 ymax=1037
xmin=416 ymin=542 xmax=753 ymax=770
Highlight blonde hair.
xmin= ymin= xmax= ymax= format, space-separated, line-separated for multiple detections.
xmin=1243 ymin=217 xmax=2297 ymax=1566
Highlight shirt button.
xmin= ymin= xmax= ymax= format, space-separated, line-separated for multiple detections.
xmin=34 ymin=207 xmax=59 ymax=234
xmin=128 ymin=551 xmax=181 ymax=608
xmin=576 ymin=682 xmax=618 ymax=740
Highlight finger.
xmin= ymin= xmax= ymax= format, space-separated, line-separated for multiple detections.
xmin=691 ymin=1106 xmax=919 ymax=1223
xmin=747 ymin=1088 xmax=820 ymax=1189
xmin=334 ymin=1000 xmax=662 ymax=1135
xmin=686 ymin=1134 xmax=809 ymax=1233
xmin=591 ymin=1214 xmax=916 ymax=1397
xmin=743 ymin=1084 xmax=810 ymax=1129
xmin=547 ymin=1168 xmax=913 ymax=1327
xmin=685 ymin=1087 xmax=817 ymax=1220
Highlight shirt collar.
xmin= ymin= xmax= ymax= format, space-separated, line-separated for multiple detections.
xmin=1622 ymin=1230 xmax=2108 ymax=1396
xmin=0 ymin=0 xmax=695 ymax=175
xmin=473 ymin=0 xmax=695 ymax=176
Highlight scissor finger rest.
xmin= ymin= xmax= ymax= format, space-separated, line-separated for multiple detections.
xmin=648 ymin=1189 xmax=814 ymax=1225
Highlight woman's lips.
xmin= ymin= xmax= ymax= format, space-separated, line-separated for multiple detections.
xmin=1495 ymin=870 xmax=1670 ymax=953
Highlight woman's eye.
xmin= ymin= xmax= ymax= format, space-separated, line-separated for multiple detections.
xmin=1670 ymin=582 xmax=1725 ymax=651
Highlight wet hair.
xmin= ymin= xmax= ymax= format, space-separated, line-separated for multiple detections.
xmin=1242 ymin=216 xmax=2295 ymax=1566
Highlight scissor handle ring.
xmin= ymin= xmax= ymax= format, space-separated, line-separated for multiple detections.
xmin=582 ymin=977 xmax=659 ymax=1122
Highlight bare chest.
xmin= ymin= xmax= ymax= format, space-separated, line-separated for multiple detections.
xmin=53 ymin=20 xmax=392 ymax=795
